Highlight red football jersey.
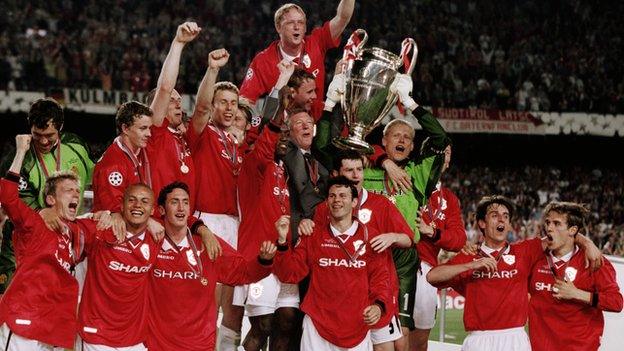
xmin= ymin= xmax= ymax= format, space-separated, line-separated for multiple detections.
xmin=274 ymin=222 xmax=391 ymax=348
xmin=239 ymin=21 xmax=340 ymax=121
xmin=147 ymin=119 xmax=196 ymax=211
xmin=432 ymin=239 xmax=544 ymax=331
xmin=0 ymin=177 xmax=87 ymax=348
xmin=147 ymin=235 xmax=271 ymax=350
xmin=93 ymin=138 xmax=149 ymax=212
xmin=187 ymin=123 xmax=242 ymax=216
xmin=237 ymin=127 xmax=290 ymax=259
xmin=528 ymin=250 xmax=623 ymax=351
xmin=78 ymin=228 xmax=160 ymax=347
xmin=312 ymin=189 xmax=413 ymax=328
xmin=417 ymin=185 xmax=466 ymax=267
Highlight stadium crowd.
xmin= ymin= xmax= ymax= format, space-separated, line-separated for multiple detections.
xmin=443 ymin=165 xmax=624 ymax=256
xmin=1 ymin=0 xmax=623 ymax=113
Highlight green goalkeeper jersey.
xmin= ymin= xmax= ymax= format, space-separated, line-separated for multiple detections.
xmin=363 ymin=106 xmax=450 ymax=242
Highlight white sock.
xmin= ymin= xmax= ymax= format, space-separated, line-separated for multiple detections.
xmin=217 ymin=325 xmax=241 ymax=351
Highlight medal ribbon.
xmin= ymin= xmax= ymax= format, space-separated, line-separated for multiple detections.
xmin=329 ymin=220 xmax=369 ymax=263
xmin=164 ymin=229 xmax=205 ymax=282
xmin=423 ymin=187 xmax=443 ymax=225
xmin=275 ymin=161 xmax=289 ymax=214
xmin=213 ymin=126 xmax=240 ymax=172
xmin=545 ymin=251 xmax=572 ymax=281
xmin=278 ymin=40 xmax=307 ymax=66
xmin=168 ymin=127 xmax=190 ymax=171
xmin=303 ymin=153 xmax=318 ymax=186
xmin=115 ymin=137 xmax=152 ymax=187
xmin=477 ymin=242 xmax=510 ymax=262
xmin=61 ymin=223 xmax=83 ymax=275
xmin=382 ymin=173 xmax=397 ymax=197
xmin=35 ymin=141 xmax=61 ymax=179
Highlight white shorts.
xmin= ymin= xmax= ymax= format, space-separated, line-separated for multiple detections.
xmin=194 ymin=211 xmax=240 ymax=249
xmin=413 ymin=261 xmax=438 ymax=329
xmin=0 ymin=323 xmax=63 ymax=351
xmin=81 ymin=341 xmax=147 ymax=351
xmin=232 ymin=274 xmax=300 ymax=317
xmin=301 ymin=315 xmax=372 ymax=351
xmin=371 ymin=314 xmax=402 ymax=345
xmin=462 ymin=327 xmax=530 ymax=351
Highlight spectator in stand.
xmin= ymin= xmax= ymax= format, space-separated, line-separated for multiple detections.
xmin=239 ymin=1 xmax=354 ymax=120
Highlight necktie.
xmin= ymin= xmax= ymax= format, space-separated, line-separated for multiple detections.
xmin=303 ymin=153 xmax=318 ymax=185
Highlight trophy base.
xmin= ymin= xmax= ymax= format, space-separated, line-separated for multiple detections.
xmin=332 ymin=136 xmax=374 ymax=155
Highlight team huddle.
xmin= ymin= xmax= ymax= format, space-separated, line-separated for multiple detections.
xmin=0 ymin=1 xmax=622 ymax=351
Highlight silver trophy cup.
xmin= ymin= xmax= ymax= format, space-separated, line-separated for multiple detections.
xmin=333 ymin=29 xmax=418 ymax=154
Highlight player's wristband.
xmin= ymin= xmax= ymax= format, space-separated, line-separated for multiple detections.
xmin=5 ymin=171 xmax=20 ymax=183
xmin=258 ymin=256 xmax=273 ymax=266
xmin=267 ymin=121 xmax=282 ymax=133
xmin=190 ymin=220 xmax=206 ymax=235
xmin=591 ymin=292 xmax=599 ymax=307
xmin=374 ymin=299 xmax=386 ymax=314
xmin=431 ymin=229 xmax=442 ymax=242
xmin=276 ymin=240 xmax=289 ymax=251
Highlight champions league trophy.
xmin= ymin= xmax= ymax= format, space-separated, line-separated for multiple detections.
xmin=332 ymin=29 xmax=418 ymax=154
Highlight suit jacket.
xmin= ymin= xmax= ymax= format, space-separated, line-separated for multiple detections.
xmin=282 ymin=141 xmax=329 ymax=244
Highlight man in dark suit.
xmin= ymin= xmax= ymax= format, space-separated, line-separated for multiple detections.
xmin=282 ymin=108 xmax=329 ymax=245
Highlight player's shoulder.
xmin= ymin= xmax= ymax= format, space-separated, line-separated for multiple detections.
xmin=97 ymin=141 xmax=124 ymax=163
xmin=447 ymin=251 xmax=474 ymax=264
xmin=251 ymin=41 xmax=279 ymax=65
xmin=61 ymin=131 xmax=89 ymax=148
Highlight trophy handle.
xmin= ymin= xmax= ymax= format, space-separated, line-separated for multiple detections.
xmin=399 ymin=38 xmax=418 ymax=75
xmin=343 ymin=29 xmax=368 ymax=63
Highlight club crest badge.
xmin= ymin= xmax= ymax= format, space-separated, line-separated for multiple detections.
xmin=186 ymin=250 xmax=197 ymax=266
xmin=502 ymin=254 xmax=515 ymax=265
xmin=108 ymin=172 xmax=123 ymax=187
xmin=250 ymin=283 xmax=263 ymax=299
xmin=565 ymin=267 xmax=578 ymax=282
xmin=140 ymin=243 xmax=150 ymax=260
xmin=302 ymin=54 xmax=311 ymax=68
xmin=245 ymin=68 xmax=254 ymax=81
xmin=358 ymin=209 xmax=372 ymax=224
xmin=353 ymin=240 xmax=366 ymax=255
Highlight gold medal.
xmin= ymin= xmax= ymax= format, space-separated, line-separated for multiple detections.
xmin=201 ymin=277 xmax=208 ymax=286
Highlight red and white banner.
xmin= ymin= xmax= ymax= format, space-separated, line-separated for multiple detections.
xmin=433 ymin=108 xmax=546 ymax=135
xmin=438 ymin=288 xmax=465 ymax=310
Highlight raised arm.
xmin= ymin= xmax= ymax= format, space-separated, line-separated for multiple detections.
xmin=427 ymin=256 xmax=496 ymax=288
xmin=191 ymin=48 xmax=230 ymax=134
xmin=329 ymin=0 xmax=355 ymax=41
xmin=1 ymin=135 xmax=38 ymax=228
xmin=273 ymin=215 xmax=310 ymax=283
xmin=151 ymin=22 xmax=201 ymax=127
xmin=259 ymin=60 xmax=295 ymax=126
xmin=8 ymin=135 xmax=31 ymax=174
